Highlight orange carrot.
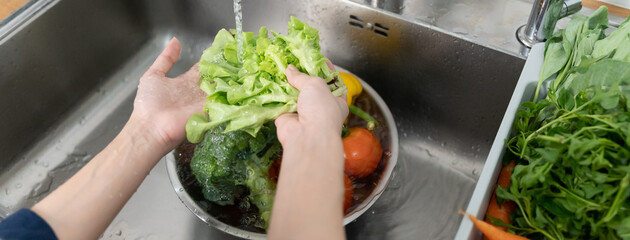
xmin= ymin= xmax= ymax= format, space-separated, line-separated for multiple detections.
xmin=460 ymin=211 xmax=530 ymax=240
xmin=485 ymin=195 xmax=514 ymax=230
xmin=486 ymin=161 xmax=517 ymax=230
xmin=497 ymin=161 xmax=515 ymax=188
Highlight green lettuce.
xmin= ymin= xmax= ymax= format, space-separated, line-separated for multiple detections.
xmin=186 ymin=17 xmax=346 ymax=143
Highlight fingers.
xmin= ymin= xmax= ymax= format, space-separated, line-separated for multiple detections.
xmin=147 ymin=37 xmax=182 ymax=76
xmin=337 ymin=94 xmax=348 ymax=109
xmin=336 ymin=96 xmax=349 ymax=119
xmin=275 ymin=113 xmax=299 ymax=143
xmin=284 ymin=65 xmax=312 ymax=91
xmin=275 ymin=113 xmax=298 ymax=129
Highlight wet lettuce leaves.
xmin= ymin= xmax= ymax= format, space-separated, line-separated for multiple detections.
xmin=185 ymin=17 xmax=346 ymax=143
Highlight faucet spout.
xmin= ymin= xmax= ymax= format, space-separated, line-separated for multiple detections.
xmin=517 ymin=0 xmax=582 ymax=48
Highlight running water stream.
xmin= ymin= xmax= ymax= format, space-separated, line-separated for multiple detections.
xmin=233 ymin=0 xmax=244 ymax=63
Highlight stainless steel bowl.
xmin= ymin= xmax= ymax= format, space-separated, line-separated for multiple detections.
xmin=165 ymin=68 xmax=399 ymax=239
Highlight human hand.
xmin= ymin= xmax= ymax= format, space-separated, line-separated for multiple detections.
xmin=269 ymin=64 xmax=348 ymax=240
xmin=275 ymin=64 xmax=348 ymax=145
xmin=131 ymin=38 xmax=206 ymax=149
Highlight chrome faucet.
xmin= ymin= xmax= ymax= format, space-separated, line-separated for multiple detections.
xmin=517 ymin=0 xmax=582 ymax=48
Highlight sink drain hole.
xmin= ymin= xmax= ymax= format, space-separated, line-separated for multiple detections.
xmin=350 ymin=15 xmax=364 ymax=22
xmin=375 ymin=23 xmax=389 ymax=30
xmin=349 ymin=15 xmax=364 ymax=28
xmin=348 ymin=15 xmax=388 ymax=37
xmin=374 ymin=29 xmax=388 ymax=37
xmin=349 ymin=21 xmax=364 ymax=28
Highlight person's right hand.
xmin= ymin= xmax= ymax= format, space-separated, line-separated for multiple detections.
xmin=275 ymin=65 xmax=348 ymax=145
xmin=269 ymin=65 xmax=348 ymax=240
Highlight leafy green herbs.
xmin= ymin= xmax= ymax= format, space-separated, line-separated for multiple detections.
xmin=185 ymin=17 xmax=346 ymax=143
xmin=497 ymin=7 xmax=630 ymax=240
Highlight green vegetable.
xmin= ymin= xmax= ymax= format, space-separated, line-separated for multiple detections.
xmin=499 ymin=7 xmax=630 ymax=240
xmin=190 ymin=122 xmax=282 ymax=229
xmin=186 ymin=17 xmax=346 ymax=143
xmin=535 ymin=6 xmax=609 ymax=101
xmin=349 ymin=104 xmax=379 ymax=130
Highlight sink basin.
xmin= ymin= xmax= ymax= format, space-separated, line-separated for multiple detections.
xmin=0 ymin=0 xmax=525 ymax=239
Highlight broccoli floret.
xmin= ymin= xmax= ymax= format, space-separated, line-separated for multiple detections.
xmin=190 ymin=122 xmax=282 ymax=228
xmin=244 ymin=137 xmax=281 ymax=228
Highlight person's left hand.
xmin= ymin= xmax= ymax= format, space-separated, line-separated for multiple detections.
xmin=131 ymin=37 xmax=206 ymax=149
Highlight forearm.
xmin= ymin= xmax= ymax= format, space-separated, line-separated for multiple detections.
xmin=268 ymin=129 xmax=346 ymax=240
xmin=31 ymin=115 xmax=170 ymax=240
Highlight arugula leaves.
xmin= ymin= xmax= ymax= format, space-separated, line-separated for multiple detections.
xmin=499 ymin=7 xmax=630 ymax=240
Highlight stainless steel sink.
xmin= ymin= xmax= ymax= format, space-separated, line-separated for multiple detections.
xmin=0 ymin=0 xmax=526 ymax=239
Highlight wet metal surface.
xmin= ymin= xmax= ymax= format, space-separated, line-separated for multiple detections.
xmin=349 ymin=0 xmax=535 ymax=56
xmin=0 ymin=0 xmax=526 ymax=239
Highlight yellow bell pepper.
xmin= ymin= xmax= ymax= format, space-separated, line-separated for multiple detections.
xmin=339 ymin=71 xmax=363 ymax=106
xmin=338 ymin=71 xmax=377 ymax=130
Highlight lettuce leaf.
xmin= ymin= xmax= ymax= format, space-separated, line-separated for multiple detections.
xmin=186 ymin=17 xmax=346 ymax=143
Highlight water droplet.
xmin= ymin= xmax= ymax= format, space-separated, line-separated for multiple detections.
xmin=472 ymin=169 xmax=479 ymax=176
xmin=15 ymin=183 xmax=22 ymax=189
xmin=116 ymin=231 xmax=122 ymax=236
xmin=29 ymin=177 xmax=53 ymax=199
xmin=178 ymin=187 xmax=184 ymax=192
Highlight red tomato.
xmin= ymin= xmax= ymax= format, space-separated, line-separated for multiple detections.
xmin=343 ymin=127 xmax=383 ymax=178
xmin=344 ymin=174 xmax=353 ymax=214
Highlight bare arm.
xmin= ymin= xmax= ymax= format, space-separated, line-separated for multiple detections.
xmin=31 ymin=38 xmax=206 ymax=240
xmin=268 ymin=65 xmax=349 ymax=240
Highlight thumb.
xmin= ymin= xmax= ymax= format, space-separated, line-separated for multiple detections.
xmin=146 ymin=37 xmax=181 ymax=77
